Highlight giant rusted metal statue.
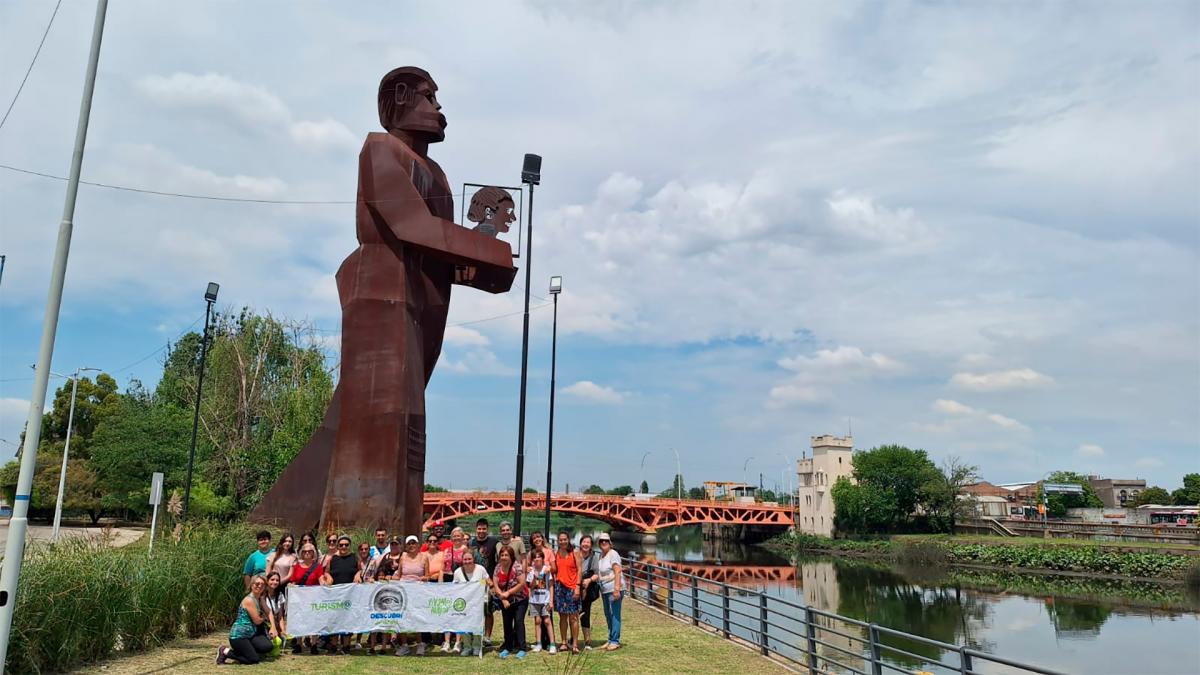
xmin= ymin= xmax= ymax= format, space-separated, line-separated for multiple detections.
xmin=251 ymin=67 xmax=516 ymax=535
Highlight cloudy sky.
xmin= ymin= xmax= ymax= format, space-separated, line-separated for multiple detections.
xmin=1 ymin=2 xmax=1196 ymax=494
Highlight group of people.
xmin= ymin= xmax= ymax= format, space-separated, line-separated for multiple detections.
xmin=217 ymin=519 xmax=625 ymax=664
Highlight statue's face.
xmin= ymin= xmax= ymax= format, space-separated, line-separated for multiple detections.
xmin=486 ymin=199 xmax=516 ymax=232
xmin=397 ymin=79 xmax=446 ymax=142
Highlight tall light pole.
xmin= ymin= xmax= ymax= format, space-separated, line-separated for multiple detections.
xmin=641 ymin=451 xmax=652 ymax=492
xmin=671 ymin=447 xmax=681 ymax=500
xmin=0 ymin=0 xmax=109 ymax=665
xmin=512 ymin=153 xmax=541 ymax=534
xmin=743 ymin=456 xmax=755 ymax=500
xmin=182 ymin=282 xmax=219 ymax=521
xmin=51 ymin=366 xmax=101 ymax=542
xmin=542 ymin=275 xmax=562 ymax=538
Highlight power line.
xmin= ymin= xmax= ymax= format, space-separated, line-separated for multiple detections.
xmin=1 ymin=163 xmax=523 ymax=209
xmin=112 ymin=316 xmax=202 ymax=373
xmin=0 ymin=0 xmax=62 ymax=132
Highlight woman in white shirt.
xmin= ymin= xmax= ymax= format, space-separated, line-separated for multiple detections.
xmin=596 ymin=532 xmax=623 ymax=651
xmin=453 ymin=550 xmax=490 ymax=657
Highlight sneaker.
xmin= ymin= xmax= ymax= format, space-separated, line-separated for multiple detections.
xmin=484 ymin=636 xmax=493 ymax=647
xmin=216 ymin=647 xmax=227 ymax=665
xmin=516 ymin=650 xmax=527 ymax=659
xmin=416 ymin=643 xmax=426 ymax=656
xmin=548 ymin=644 xmax=557 ymax=655
xmin=498 ymin=650 xmax=510 ymax=659
xmin=309 ymin=643 xmax=320 ymax=656
xmin=531 ymin=644 xmax=542 ymax=653
xmin=584 ymin=644 xmax=594 ymax=651
xmin=395 ymin=645 xmax=411 ymax=657
xmin=453 ymin=641 xmax=462 ymax=653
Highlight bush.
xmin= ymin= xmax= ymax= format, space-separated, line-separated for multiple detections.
xmin=893 ymin=540 xmax=949 ymax=567
xmin=1186 ymin=562 xmax=1200 ymax=593
xmin=6 ymin=523 xmax=249 ymax=673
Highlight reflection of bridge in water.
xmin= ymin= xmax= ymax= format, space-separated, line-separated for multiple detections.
xmin=423 ymin=492 xmax=794 ymax=533
xmin=647 ymin=559 xmax=798 ymax=584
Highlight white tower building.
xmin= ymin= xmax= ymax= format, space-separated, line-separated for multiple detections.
xmin=796 ymin=434 xmax=854 ymax=537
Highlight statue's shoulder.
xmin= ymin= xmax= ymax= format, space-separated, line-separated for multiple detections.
xmin=362 ymin=132 xmax=417 ymax=158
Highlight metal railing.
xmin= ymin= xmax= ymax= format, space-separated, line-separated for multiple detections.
xmin=622 ymin=557 xmax=1065 ymax=675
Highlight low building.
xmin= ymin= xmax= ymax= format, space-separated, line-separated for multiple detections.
xmin=796 ymin=435 xmax=854 ymax=537
xmin=1087 ymin=476 xmax=1147 ymax=508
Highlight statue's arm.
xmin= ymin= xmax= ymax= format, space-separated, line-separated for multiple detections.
xmin=361 ymin=140 xmax=515 ymax=293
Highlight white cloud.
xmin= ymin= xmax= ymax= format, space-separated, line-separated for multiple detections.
xmin=563 ymin=381 xmax=625 ymax=405
xmin=138 ymin=72 xmax=356 ymax=151
xmin=767 ymin=384 xmax=827 ymax=409
xmin=930 ymin=399 xmax=1029 ymax=431
xmin=934 ymin=399 xmax=976 ymax=415
xmin=137 ymin=72 xmax=291 ymax=128
xmin=950 ymin=368 xmax=1054 ymax=392
xmin=442 ymin=349 xmax=513 ymax=376
xmin=779 ymin=346 xmax=904 ymax=378
xmin=1078 ymin=443 xmax=1105 ymax=457
xmin=444 ymin=326 xmax=490 ymax=348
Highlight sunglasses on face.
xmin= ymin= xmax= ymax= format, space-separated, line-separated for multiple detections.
xmin=337 ymin=543 xmax=349 ymax=548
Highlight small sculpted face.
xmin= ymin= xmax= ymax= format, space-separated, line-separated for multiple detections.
xmin=486 ymin=198 xmax=516 ymax=233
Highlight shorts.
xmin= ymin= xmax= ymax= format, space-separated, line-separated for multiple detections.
xmin=554 ymin=582 xmax=580 ymax=614
xmin=529 ymin=602 xmax=551 ymax=618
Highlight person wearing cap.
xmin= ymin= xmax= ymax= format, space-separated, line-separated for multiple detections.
xmin=422 ymin=521 xmax=453 ymax=553
xmin=596 ymin=532 xmax=623 ymax=651
xmin=393 ymin=535 xmax=431 ymax=656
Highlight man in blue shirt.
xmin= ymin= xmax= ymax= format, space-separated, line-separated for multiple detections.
xmin=368 ymin=527 xmax=389 ymax=558
xmin=242 ymin=530 xmax=273 ymax=591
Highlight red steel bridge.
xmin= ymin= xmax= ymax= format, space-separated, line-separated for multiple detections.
xmin=422 ymin=492 xmax=795 ymax=533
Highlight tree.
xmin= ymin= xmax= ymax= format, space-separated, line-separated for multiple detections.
xmin=523 ymin=487 xmax=538 ymax=494
xmin=1041 ymin=471 xmax=1103 ymax=517
xmin=841 ymin=444 xmax=943 ymax=532
xmin=687 ymin=486 xmax=706 ymax=500
xmin=638 ymin=480 xmax=649 ymax=494
xmin=607 ymin=485 xmax=634 ymax=496
xmin=87 ymin=397 xmax=192 ymax=517
xmin=921 ymin=456 xmax=980 ymax=532
xmin=1170 ymin=473 xmax=1200 ymax=505
xmin=831 ymin=477 xmax=893 ymax=534
xmin=583 ymin=484 xmax=606 ymax=495
xmin=424 ymin=484 xmax=449 ymax=493
xmin=1133 ymin=486 xmax=1172 ymax=506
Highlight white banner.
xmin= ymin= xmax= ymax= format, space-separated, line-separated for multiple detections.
xmin=287 ymin=580 xmax=487 ymax=636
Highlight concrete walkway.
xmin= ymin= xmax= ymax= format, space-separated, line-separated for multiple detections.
xmin=0 ymin=523 xmax=146 ymax=551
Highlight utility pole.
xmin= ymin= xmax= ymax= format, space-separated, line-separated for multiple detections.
xmin=512 ymin=153 xmax=541 ymax=534
xmin=51 ymin=366 xmax=101 ymax=542
xmin=0 ymin=0 xmax=109 ymax=665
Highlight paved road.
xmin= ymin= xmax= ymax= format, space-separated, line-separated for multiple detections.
xmin=0 ymin=523 xmax=145 ymax=551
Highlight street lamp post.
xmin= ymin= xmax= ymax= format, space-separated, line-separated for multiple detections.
xmin=641 ymin=451 xmax=652 ymax=492
xmin=51 ymin=366 xmax=101 ymax=542
xmin=671 ymin=447 xmax=681 ymax=500
xmin=743 ymin=456 xmax=755 ymax=500
xmin=0 ymin=0 xmax=109 ymax=664
xmin=543 ymin=275 xmax=562 ymax=539
xmin=182 ymin=282 xmax=219 ymax=521
xmin=512 ymin=153 xmax=541 ymax=534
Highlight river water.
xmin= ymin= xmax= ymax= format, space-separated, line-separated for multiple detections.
xmin=612 ymin=527 xmax=1200 ymax=675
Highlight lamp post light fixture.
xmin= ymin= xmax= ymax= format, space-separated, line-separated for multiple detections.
xmin=182 ymin=282 xmax=219 ymax=521
xmin=743 ymin=456 xmax=755 ymax=501
xmin=542 ymin=274 xmax=562 ymax=538
xmin=51 ymin=366 xmax=102 ymax=542
xmin=511 ymin=153 xmax=542 ymax=534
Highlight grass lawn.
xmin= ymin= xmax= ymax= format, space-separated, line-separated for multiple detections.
xmin=75 ymin=600 xmax=795 ymax=674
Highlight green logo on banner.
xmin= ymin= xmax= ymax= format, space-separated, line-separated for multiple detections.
xmin=428 ymin=597 xmax=452 ymax=616
xmin=453 ymin=598 xmax=467 ymax=612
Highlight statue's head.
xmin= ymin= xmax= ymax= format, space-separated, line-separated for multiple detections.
xmin=378 ymin=66 xmax=446 ymax=143
xmin=467 ymin=186 xmax=516 ymax=234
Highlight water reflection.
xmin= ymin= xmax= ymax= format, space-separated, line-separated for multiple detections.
xmin=615 ymin=527 xmax=1200 ymax=675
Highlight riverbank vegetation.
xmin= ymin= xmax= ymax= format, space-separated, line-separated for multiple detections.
xmin=771 ymin=531 xmax=1195 ymax=580
xmin=8 ymin=523 xmax=248 ymax=674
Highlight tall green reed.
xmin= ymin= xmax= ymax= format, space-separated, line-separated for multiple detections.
xmin=5 ymin=523 xmax=251 ymax=674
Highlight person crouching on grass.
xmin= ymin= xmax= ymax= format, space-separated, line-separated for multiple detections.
xmin=527 ymin=549 xmax=555 ymax=654
xmin=217 ymin=574 xmax=276 ymax=665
